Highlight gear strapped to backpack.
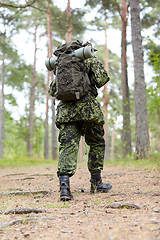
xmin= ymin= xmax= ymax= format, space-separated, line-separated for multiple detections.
xmin=48 ymin=40 xmax=91 ymax=101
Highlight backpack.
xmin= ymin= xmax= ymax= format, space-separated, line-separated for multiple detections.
xmin=48 ymin=40 xmax=91 ymax=101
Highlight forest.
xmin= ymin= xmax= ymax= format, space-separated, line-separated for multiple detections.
xmin=0 ymin=0 xmax=160 ymax=163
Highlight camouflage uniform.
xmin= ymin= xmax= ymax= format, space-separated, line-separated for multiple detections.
xmin=56 ymin=56 xmax=109 ymax=177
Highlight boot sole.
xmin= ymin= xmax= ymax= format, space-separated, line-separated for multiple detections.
xmin=97 ymin=185 xmax=112 ymax=193
xmin=90 ymin=185 xmax=112 ymax=193
xmin=60 ymin=195 xmax=73 ymax=201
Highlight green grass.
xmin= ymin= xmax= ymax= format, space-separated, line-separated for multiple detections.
xmin=0 ymin=156 xmax=57 ymax=168
xmin=0 ymin=153 xmax=159 ymax=169
xmin=45 ymin=202 xmax=71 ymax=209
xmin=104 ymin=153 xmax=160 ymax=168
xmin=92 ymin=199 xmax=102 ymax=206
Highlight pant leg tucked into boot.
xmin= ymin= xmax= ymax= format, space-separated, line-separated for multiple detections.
xmin=59 ymin=175 xmax=73 ymax=201
xmin=90 ymin=171 xmax=112 ymax=193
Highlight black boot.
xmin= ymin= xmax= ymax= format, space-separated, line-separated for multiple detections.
xmin=90 ymin=171 xmax=112 ymax=193
xmin=59 ymin=175 xmax=73 ymax=201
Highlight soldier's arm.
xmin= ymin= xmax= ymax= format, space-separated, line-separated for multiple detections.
xmin=85 ymin=57 xmax=109 ymax=88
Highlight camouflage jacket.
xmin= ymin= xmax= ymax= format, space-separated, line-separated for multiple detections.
xmin=55 ymin=57 xmax=109 ymax=127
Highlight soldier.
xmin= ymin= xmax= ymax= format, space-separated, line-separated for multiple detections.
xmin=54 ymin=43 xmax=112 ymax=201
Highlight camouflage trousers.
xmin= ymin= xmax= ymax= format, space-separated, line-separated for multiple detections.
xmin=57 ymin=121 xmax=105 ymax=177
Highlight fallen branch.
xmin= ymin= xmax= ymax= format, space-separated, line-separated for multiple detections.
xmin=31 ymin=174 xmax=54 ymax=177
xmin=0 ymin=190 xmax=55 ymax=197
xmin=4 ymin=208 xmax=46 ymax=215
xmin=105 ymin=203 xmax=141 ymax=209
xmin=2 ymin=173 xmax=27 ymax=177
xmin=11 ymin=177 xmax=35 ymax=181
xmin=109 ymin=193 xmax=126 ymax=196
xmin=134 ymin=192 xmax=160 ymax=196
xmin=0 ymin=217 xmax=56 ymax=230
xmin=150 ymin=193 xmax=160 ymax=196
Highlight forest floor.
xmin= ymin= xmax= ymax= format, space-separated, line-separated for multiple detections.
xmin=0 ymin=163 xmax=159 ymax=240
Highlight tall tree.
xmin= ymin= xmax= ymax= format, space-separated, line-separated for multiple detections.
xmin=66 ymin=0 xmax=72 ymax=42
xmin=130 ymin=0 xmax=150 ymax=159
xmin=121 ymin=0 xmax=132 ymax=156
xmin=46 ymin=0 xmax=57 ymax=160
xmin=44 ymin=0 xmax=52 ymax=159
xmin=103 ymin=18 xmax=110 ymax=160
xmin=27 ymin=25 xmax=37 ymax=157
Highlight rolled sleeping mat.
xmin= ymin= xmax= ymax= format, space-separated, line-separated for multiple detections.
xmin=45 ymin=55 xmax=57 ymax=71
xmin=73 ymin=45 xmax=95 ymax=60
xmin=45 ymin=45 xmax=96 ymax=71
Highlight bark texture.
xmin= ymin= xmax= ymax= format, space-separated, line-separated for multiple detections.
xmin=121 ymin=0 xmax=132 ymax=156
xmin=66 ymin=0 xmax=72 ymax=43
xmin=130 ymin=0 xmax=150 ymax=158
xmin=27 ymin=25 xmax=37 ymax=157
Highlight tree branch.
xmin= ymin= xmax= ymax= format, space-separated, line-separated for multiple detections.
xmin=114 ymin=0 xmax=122 ymax=19
xmin=4 ymin=207 xmax=46 ymax=215
xmin=0 ymin=0 xmax=36 ymax=9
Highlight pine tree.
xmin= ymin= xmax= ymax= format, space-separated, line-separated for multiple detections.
xmin=130 ymin=0 xmax=150 ymax=159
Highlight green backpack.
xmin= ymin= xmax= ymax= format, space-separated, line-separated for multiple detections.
xmin=48 ymin=40 xmax=91 ymax=101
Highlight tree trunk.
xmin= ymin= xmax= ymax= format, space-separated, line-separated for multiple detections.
xmin=44 ymin=0 xmax=51 ymax=159
xmin=0 ymin=52 xmax=5 ymax=159
xmin=121 ymin=0 xmax=132 ymax=156
xmin=110 ymin=129 xmax=115 ymax=160
xmin=51 ymin=97 xmax=57 ymax=160
xmin=27 ymin=25 xmax=37 ymax=157
xmin=103 ymin=18 xmax=110 ymax=160
xmin=130 ymin=0 xmax=150 ymax=159
xmin=45 ymin=0 xmax=57 ymax=160
xmin=44 ymin=69 xmax=50 ymax=159
xmin=66 ymin=0 xmax=72 ymax=43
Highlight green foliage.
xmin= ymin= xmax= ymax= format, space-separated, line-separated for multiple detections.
xmin=145 ymin=40 xmax=160 ymax=152
xmin=141 ymin=0 xmax=160 ymax=36
xmin=0 ymin=34 xmax=32 ymax=91
xmin=85 ymin=0 xmax=121 ymax=28
xmin=13 ymin=115 xmax=46 ymax=158
xmin=32 ymin=117 xmax=46 ymax=156
xmin=47 ymin=4 xmax=86 ymax=42
xmin=3 ymin=107 xmax=46 ymax=159
xmin=0 ymin=1 xmax=26 ymax=37
xmin=6 ymin=61 xmax=32 ymax=91
xmin=85 ymin=0 xmax=120 ymax=13
xmin=105 ymin=153 xmax=160 ymax=168
xmin=72 ymin=9 xmax=86 ymax=39
xmin=5 ymin=94 xmax=18 ymax=106
xmin=0 ymin=156 xmax=56 ymax=168
xmin=4 ymin=112 xmax=27 ymax=158
xmin=147 ymin=41 xmax=160 ymax=74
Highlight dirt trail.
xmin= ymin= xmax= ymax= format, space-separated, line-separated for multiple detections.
xmin=0 ymin=164 xmax=159 ymax=240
